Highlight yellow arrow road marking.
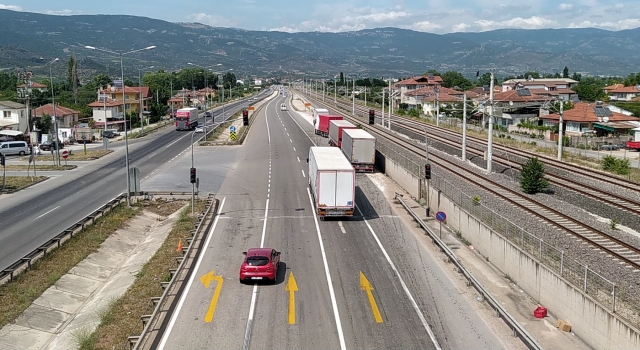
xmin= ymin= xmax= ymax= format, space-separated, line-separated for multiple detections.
xmin=359 ymin=271 xmax=383 ymax=323
xmin=285 ymin=272 xmax=298 ymax=324
xmin=200 ymin=270 xmax=224 ymax=323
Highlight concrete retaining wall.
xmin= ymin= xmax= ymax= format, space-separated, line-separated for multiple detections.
xmin=429 ymin=186 xmax=640 ymax=350
xmin=383 ymin=156 xmax=421 ymax=199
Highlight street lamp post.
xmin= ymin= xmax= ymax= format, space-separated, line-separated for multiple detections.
xmin=47 ymin=58 xmax=61 ymax=166
xmin=557 ymin=100 xmax=564 ymax=161
xmin=190 ymin=129 xmax=197 ymax=215
xmin=84 ymin=45 xmax=156 ymax=206
xmin=138 ymin=66 xmax=154 ymax=135
xmin=487 ymin=71 xmax=495 ymax=173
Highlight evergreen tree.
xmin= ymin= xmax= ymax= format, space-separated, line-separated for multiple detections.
xmin=562 ymin=66 xmax=569 ymax=78
xmin=520 ymin=157 xmax=549 ymax=194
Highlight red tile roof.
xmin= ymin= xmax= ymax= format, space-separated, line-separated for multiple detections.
xmin=17 ymin=82 xmax=47 ymax=89
xmin=541 ymin=102 xmax=640 ymax=123
xmin=87 ymin=100 xmax=124 ymax=107
xmin=484 ymin=90 xmax=552 ymax=103
xmin=100 ymin=86 xmax=151 ymax=96
xmin=421 ymin=93 xmax=462 ymax=103
xmin=394 ymin=75 xmax=442 ymax=88
xmin=605 ymin=85 xmax=640 ymax=94
xmin=32 ymin=103 xmax=80 ymax=117
xmin=603 ymin=83 xmax=624 ymax=91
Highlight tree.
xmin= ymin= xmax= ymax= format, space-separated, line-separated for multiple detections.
xmin=573 ymin=77 xmax=606 ymax=101
xmin=477 ymin=72 xmax=495 ymax=87
xmin=441 ymin=71 xmax=473 ymax=91
xmin=423 ymin=69 xmax=440 ymax=76
xmin=520 ymin=157 xmax=549 ymax=194
xmin=36 ymin=114 xmax=52 ymax=135
xmin=571 ymin=72 xmax=582 ymax=81
xmin=67 ymin=54 xmax=79 ymax=104
xmin=93 ymin=74 xmax=112 ymax=89
xmin=562 ymin=66 xmax=569 ymax=78
xmin=339 ymin=72 xmax=344 ymax=85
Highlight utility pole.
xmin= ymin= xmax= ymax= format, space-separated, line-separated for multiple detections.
xmin=388 ymin=78 xmax=392 ymax=129
xmin=381 ymin=87 xmax=385 ymax=127
xmin=487 ymin=71 xmax=495 ymax=173
xmin=352 ymin=77 xmax=355 ymax=116
xmin=435 ymin=87 xmax=440 ymax=127
xmin=462 ymin=93 xmax=467 ymax=161
xmin=424 ymin=128 xmax=430 ymax=217
xmin=557 ymin=100 xmax=564 ymax=161
xmin=334 ymin=78 xmax=337 ymax=105
xmin=322 ymin=79 xmax=325 ymax=102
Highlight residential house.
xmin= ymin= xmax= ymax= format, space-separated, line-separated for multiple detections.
xmin=16 ymin=81 xmax=49 ymax=93
xmin=603 ymin=83 xmax=640 ymax=101
xmin=480 ymin=89 xmax=551 ymax=127
xmin=410 ymin=87 xmax=462 ymax=117
xmin=32 ymin=103 xmax=80 ymax=142
xmin=392 ymin=75 xmax=443 ymax=109
xmin=87 ymin=98 xmax=125 ymax=129
xmin=0 ymin=100 xmax=28 ymax=132
xmin=502 ymin=78 xmax=578 ymax=101
xmin=167 ymin=97 xmax=184 ymax=117
xmin=540 ymin=102 xmax=640 ymax=136
xmin=99 ymin=84 xmax=152 ymax=115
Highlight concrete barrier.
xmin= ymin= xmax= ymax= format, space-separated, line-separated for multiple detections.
xmin=431 ymin=185 xmax=640 ymax=350
xmin=381 ymin=156 xmax=421 ymax=199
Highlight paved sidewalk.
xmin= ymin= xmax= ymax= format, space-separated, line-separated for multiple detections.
xmin=0 ymin=207 xmax=184 ymax=350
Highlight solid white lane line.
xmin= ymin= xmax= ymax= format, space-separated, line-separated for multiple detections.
xmin=355 ymin=205 xmax=442 ymax=350
xmin=158 ymin=197 xmax=227 ymax=350
xmin=338 ymin=221 xmax=346 ymax=234
xmin=306 ymin=187 xmax=347 ymax=350
xmin=35 ymin=206 xmax=60 ymax=220
xmin=301 ymin=170 xmax=305 ymax=178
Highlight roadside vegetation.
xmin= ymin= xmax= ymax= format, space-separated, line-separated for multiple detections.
xmin=21 ymin=149 xmax=112 ymax=162
xmin=85 ymin=200 xmax=205 ymax=350
xmin=520 ymin=157 xmax=549 ymax=194
xmin=0 ymin=203 xmax=138 ymax=329
xmin=0 ymin=176 xmax=47 ymax=193
xmin=4 ymin=164 xmax=75 ymax=171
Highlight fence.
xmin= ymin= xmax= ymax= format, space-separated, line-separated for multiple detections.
xmin=431 ymin=174 xmax=639 ymax=329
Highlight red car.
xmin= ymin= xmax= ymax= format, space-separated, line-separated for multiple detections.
xmin=239 ymin=248 xmax=281 ymax=284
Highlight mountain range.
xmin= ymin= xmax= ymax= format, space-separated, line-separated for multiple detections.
xmin=1 ymin=9 xmax=640 ymax=80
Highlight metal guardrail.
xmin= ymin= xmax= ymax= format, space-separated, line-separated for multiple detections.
xmin=131 ymin=193 xmax=218 ymax=350
xmin=135 ymin=120 xmax=174 ymax=138
xmin=0 ymin=194 xmax=128 ymax=286
xmin=394 ymin=193 xmax=543 ymax=350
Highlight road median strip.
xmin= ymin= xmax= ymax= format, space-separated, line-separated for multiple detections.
xmin=0 ymin=176 xmax=48 ymax=194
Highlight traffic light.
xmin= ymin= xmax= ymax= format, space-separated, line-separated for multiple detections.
xmin=368 ymin=109 xmax=375 ymax=125
xmin=190 ymin=167 xmax=196 ymax=184
xmin=424 ymin=164 xmax=431 ymax=180
xmin=0 ymin=153 xmax=4 ymax=166
xmin=242 ymin=110 xmax=249 ymax=126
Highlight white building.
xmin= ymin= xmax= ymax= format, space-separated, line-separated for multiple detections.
xmin=0 ymin=100 xmax=28 ymax=132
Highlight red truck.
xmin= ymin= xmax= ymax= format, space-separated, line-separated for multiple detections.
xmin=329 ymin=120 xmax=357 ymax=148
xmin=627 ymin=129 xmax=640 ymax=150
xmin=314 ymin=114 xmax=343 ymax=137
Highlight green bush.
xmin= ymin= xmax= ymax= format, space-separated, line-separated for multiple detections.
xmin=601 ymin=155 xmax=631 ymax=175
xmin=520 ymin=157 xmax=549 ymax=194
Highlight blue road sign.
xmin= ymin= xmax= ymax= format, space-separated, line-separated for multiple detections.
xmin=230 ymin=126 xmax=237 ymax=132
xmin=436 ymin=211 xmax=446 ymax=222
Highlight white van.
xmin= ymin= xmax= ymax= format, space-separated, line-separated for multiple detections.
xmin=280 ymin=103 xmax=287 ymax=111
xmin=0 ymin=140 xmax=30 ymax=156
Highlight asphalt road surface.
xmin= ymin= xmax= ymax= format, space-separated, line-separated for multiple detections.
xmin=158 ymin=92 xmax=510 ymax=350
xmin=0 ymin=90 xmax=272 ymax=272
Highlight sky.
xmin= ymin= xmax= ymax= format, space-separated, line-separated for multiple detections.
xmin=2 ymin=0 xmax=640 ymax=34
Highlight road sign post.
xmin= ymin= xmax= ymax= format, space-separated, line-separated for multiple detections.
xmin=436 ymin=211 xmax=446 ymax=239
xmin=62 ymin=150 xmax=68 ymax=166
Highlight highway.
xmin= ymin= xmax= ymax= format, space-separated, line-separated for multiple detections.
xmin=157 ymin=92 xmax=510 ymax=349
xmin=0 ymin=90 xmax=272 ymax=273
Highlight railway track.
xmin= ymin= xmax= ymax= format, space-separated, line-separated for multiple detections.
xmin=296 ymin=89 xmax=640 ymax=271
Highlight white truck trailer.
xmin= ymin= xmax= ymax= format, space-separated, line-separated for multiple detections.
xmin=308 ymin=146 xmax=355 ymax=218
xmin=312 ymin=108 xmax=330 ymax=134
xmin=341 ymin=128 xmax=376 ymax=172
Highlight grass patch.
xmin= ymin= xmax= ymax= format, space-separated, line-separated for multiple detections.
xmin=0 ymin=203 xmax=138 ymax=329
xmin=0 ymin=176 xmax=47 ymax=192
xmin=89 ymin=200 xmax=205 ymax=350
xmin=22 ymin=149 xmax=113 ymax=162
xmin=454 ymin=230 xmax=472 ymax=246
xmin=74 ymin=325 xmax=99 ymax=349
xmin=4 ymin=164 xmax=75 ymax=171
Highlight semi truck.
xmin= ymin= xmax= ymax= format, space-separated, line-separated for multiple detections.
xmin=314 ymin=112 xmax=340 ymax=137
xmin=308 ymin=146 xmax=355 ymax=218
xmin=341 ymin=128 xmax=376 ymax=172
xmin=328 ymin=120 xmax=357 ymax=147
xmin=312 ymin=108 xmax=329 ymax=129
xmin=175 ymin=107 xmax=199 ymax=131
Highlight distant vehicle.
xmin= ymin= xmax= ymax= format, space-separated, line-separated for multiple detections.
xmin=328 ymin=120 xmax=357 ymax=148
xmin=280 ymin=103 xmax=287 ymax=111
xmin=312 ymin=108 xmax=330 ymax=132
xmin=102 ymin=130 xmax=116 ymax=138
xmin=194 ymin=126 xmax=204 ymax=133
xmin=341 ymin=128 xmax=376 ymax=172
xmin=0 ymin=140 xmax=29 ymax=156
xmin=39 ymin=140 xmax=64 ymax=151
xmin=239 ymin=248 xmax=281 ymax=284
xmin=308 ymin=146 xmax=355 ymax=218
xmin=175 ymin=107 xmax=199 ymax=131
xmin=203 ymin=112 xmax=212 ymax=118
xmin=315 ymin=114 xmax=343 ymax=137
xmin=75 ymin=127 xmax=93 ymax=143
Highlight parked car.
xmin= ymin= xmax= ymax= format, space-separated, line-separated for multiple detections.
xmin=203 ymin=112 xmax=212 ymax=118
xmin=102 ymin=130 xmax=116 ymax=138
xmin=39 ymin=140 xmax=64 ymax=151
xmin=239 ymin=248 xmax=281 ymax=284
xmin=194 ymin=126 xmax=204 ymax=133
xmin=0 ymin=141 xmax=30 ymax=156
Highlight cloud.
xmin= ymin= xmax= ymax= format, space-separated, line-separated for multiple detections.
xmin=187 ymin=12 xmax=234 ymax=27
xmin=559 ymin=3 xmax=573 ymax=11
xmin=0 ymin=3 xmax=21 ymax=11
xmin=570 ymin=18 xmax=640 ymax=30
xmin=452 ymin=23 xmax=470 ymax=32
xmin=411 ymin=21 xmax=442 ymax=31
xmin=46 ymin=9 xmax=79 ymax=16
xmin=269 ymin=26 xmax=299 ymax=33
xmin=475 ymin=16 xmax=557 ymax=31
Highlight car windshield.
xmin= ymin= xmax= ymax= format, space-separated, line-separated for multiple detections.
xmin=246 ymin=256 xmax=269 ymax=266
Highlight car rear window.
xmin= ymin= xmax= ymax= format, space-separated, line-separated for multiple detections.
xmin=246 ymin=256 xmax=269 ymax=266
